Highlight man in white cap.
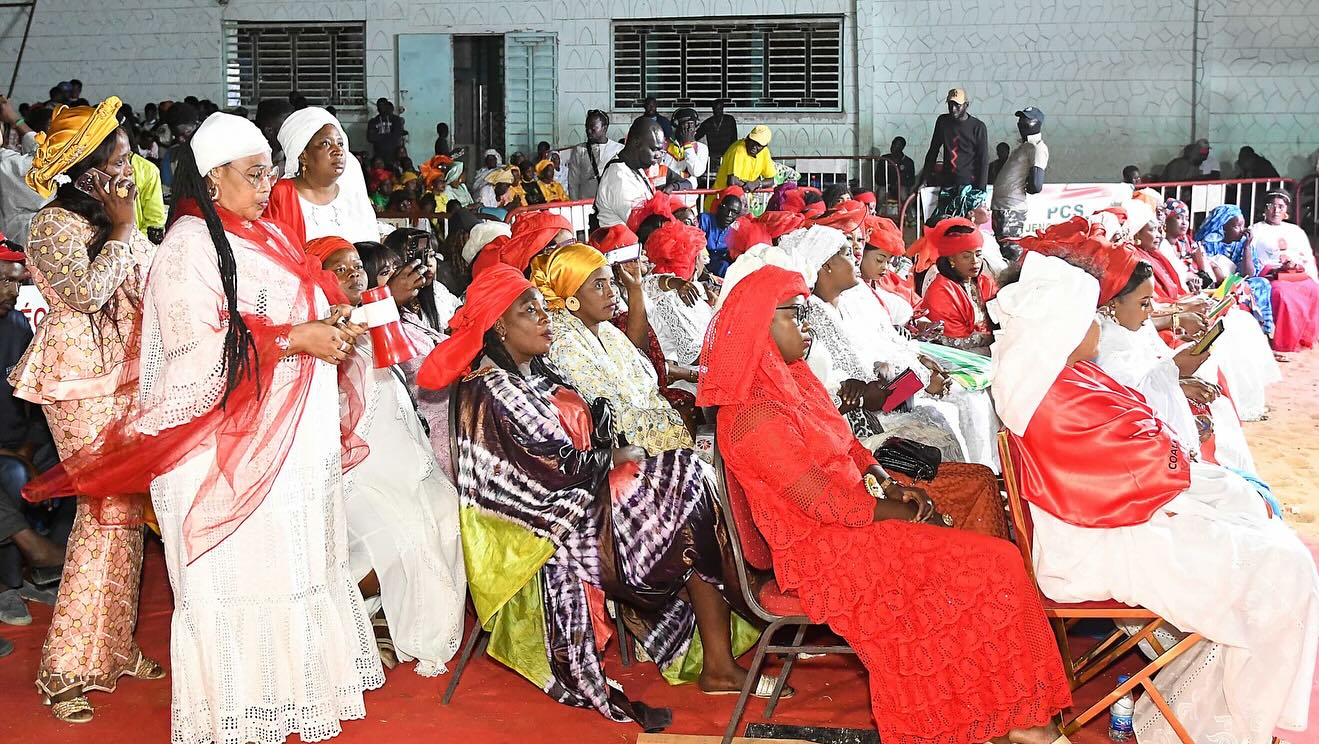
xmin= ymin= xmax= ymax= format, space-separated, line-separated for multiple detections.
xmin=919 ymin=88 xmax=989 ymax=223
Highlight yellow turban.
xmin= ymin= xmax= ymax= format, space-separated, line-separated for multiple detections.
xmin=747 ymin=124 xmax=773 ymax=146
xmin=529 ymin=243 xmax=607 ymax=311
xmin=26 ymin=96 xmax=124 ymax=198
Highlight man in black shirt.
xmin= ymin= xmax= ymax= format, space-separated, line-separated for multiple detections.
xmin=696 ymin=99 xmax=738 ymax=169
xmin=877 ymin=136 xmax=916 ymax=199
xmin=367 ymin=98 xmax=406 ymax=167
xmin=633 ymin=96 xmax=674 ymax=142
xmin=919 ymin=88 xmax=990 ymax=222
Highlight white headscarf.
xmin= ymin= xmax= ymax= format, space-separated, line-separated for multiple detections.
xmin=1121 ymin=199 xmax=1157 ymax=241
xmin=715 ymin=242 xmax=792 ymax=309
xmin=191 ymin=112 xmax=270 ymax=176
xmin=777 ymin=225 xmax=848 ymax=289
xmin=988 ymin=252 xmax=1100 ymax=436
xmin=277 ymin=107 xmax=349 ymax=178
xmin=462 ymin=220 xmax=512 ymax=264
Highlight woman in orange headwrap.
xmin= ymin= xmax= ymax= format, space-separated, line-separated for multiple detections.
xmin=417 ymin=264 xmax=766 ymax=727
xmin=919 ymin=217 xmax=998 ymax=354
xmin=9 ymin=96 xmax=163 ymax=722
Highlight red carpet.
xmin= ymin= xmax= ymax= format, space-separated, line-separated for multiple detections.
xmin=0 ymin=540 xmax=1314 ymax=743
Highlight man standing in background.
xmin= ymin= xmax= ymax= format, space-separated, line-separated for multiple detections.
xmin=367 ymin=98 xmax=406 ymax=167
xmin=696 ymin=99 xmax=738 ymax=170
xmin=568 ymin=109 xmax=624 ymax=200
xmin=991 ymin=107 xmax=1049 ymax=256
xmin=919 ymin=88 xmax=989 ymax=222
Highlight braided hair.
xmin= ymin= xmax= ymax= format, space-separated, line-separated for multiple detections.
xmin=165 ymin=143 xmax=256 ymax=406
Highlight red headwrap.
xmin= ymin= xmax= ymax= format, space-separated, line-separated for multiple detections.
xmin=645 ymin=219 xmax=707 ymax=279
xmin=855 ymin=191 xmax=877 ymax=206
xmin=696 ymin=265 xmax=809 ymax=407
xmin=1019 ymin=218 xmax=1144 ymax=305
xmin=781 ymin=190 xmax=807 ymax=214
xmin=726 ymin=217 xmax=771 ymax=261
xmin=802 ymin=201 xmax=826 ymax=218
xmin=500 ymin=211 xmax=573 ymax=271
xmin=627 ymin=192 xmax=677 ymax=233
xmin=304 ymin=235 xmax=355 ymax=262
xmin=865 ymin=225 xmax=905 ymax=255
xmin=757 ymin=210 xmax=807 ymax=241
xmin=714 ymin=184 xmax=745 ymax=204
xmin=417 ymin=263 xmax=534 ymax=389
xmin=810 ymin=200 xmax=867 ymax=233
xmin=0 ymin=247 xmax=24 ymax=263
xmin=905 ymin=217 xmax=983 ymax=272
xmin=590 ymin=223 xmax=642 ymax=264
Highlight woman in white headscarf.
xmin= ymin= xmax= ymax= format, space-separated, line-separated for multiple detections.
xmin=143 ymin=113 xmax=382 ymax=742
xmin=992 ymin=252 xmax=1318 ymax=744
xmin=265 ymin=107 xmax=380 ymax=245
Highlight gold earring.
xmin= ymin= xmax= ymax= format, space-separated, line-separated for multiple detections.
xmin=1100 ymin=304 xmax=1116 ymax=318
xmin=208 ymin=185 xmax=220 ymax=201
xmin=565 ymin=297 xmax=581 ymax=312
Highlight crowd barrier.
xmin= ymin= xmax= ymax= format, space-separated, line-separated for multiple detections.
xmin=1135 ymin=177 xmax=1297 ymax=226
xmin=505 ymin=188 xmax=776 ymax=236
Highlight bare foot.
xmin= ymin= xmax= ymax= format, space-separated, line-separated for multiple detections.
xmin=697 ymin=663 xmax=748 ymax=693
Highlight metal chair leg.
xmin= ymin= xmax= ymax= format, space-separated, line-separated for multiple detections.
xmin=722 ymin=619 xmax=785 ymax=744
xmin=763 ymin=623 xmax=806 ymax=718
xmin=441 ymin=620 xmax=488 ymax=704
xmin=614 ymin=603 xmax=632 ymax=667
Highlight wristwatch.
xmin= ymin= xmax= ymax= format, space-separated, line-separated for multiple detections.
xmin=864 ymin=473 xmax=895 ymax=500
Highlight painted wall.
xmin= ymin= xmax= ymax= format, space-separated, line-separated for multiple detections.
xmin=0 ymin=0 xmax=1314 ymax=181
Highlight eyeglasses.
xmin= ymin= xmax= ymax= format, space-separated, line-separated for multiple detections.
xmin=226 ymin=164 xmax=282 ymax=188
xmin=775 ymin=303 xmax=808 ymax=327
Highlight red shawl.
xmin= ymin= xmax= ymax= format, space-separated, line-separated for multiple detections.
xmin=263 ymin=178 xmax=308 ymax=248
xmin=25 ymin=203 xmax=364 ymax=563
xmin=1007 ymin=361 xmax=1189 ymax=528
xmin=1141 ymin=246 xmax=1187 ymax=303
xmin=920 ymin=272 xmax=998 ymax=338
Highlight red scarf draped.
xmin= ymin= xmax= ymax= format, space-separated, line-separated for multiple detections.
xmin=1141 ymin=246 xmax=1187 ymax=302
xmin=1007 ymin=361 xmax=1190 ymax=528
xmin=25 ymin=203 xmax=365 ymax=563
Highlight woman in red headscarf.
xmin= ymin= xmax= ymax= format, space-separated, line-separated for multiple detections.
xmin=417 ymin=264 xmax=766 ymax=727
xmin=705 ymin=264 xmax=1072 ymax=744
xmin=919 ymin=217 xmax=998 ymax=354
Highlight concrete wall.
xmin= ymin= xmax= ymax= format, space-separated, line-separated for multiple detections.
xmin=0 ymin=0 xmax=1314 ymax=181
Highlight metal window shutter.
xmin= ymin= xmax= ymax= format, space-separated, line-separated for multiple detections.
xmin=612 ymin=16 xmax=842 ymax=110
xmin=224 ymin=21 xmax=366 ymax=109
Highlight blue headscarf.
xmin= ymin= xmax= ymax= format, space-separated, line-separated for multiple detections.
xmin=1195 ymin=204 xmax=1243 ymax=244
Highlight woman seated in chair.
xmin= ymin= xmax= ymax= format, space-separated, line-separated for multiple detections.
xmin=533 ymin=243 xmax=693 ymax=455
xmin=705 ymin=264 xmax=1073 ymax=744
xmin=416 ymin=264 xmax=768 ymax=727
xmin=918 ymin=218 xmax=998 ymax=355
xmin=306 ymin=236 xmax=467 ymax=677
xmin=992 ymin=252 xmax=1318 ymax=744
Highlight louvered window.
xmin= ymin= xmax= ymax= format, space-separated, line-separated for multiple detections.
xmin=613 ymin=16 xmax=842 ymax=110
xmin=224 ymin=21 xmax=367 ymax=109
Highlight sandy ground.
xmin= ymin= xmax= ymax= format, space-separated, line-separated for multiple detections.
xmin=1247 ymin=347 xmax=1319 ymax=539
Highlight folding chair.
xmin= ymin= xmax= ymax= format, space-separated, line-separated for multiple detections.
xmin=997 ymin=432 xmax=1201 ymax=742
xmin=440 ymin=387 xmax=633 ymax=705
xmin=711 ymin=434 xmax=856 ymax=744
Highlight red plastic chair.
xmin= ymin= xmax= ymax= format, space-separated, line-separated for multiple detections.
xmin=997 ymin=432 xmax=1200 ymax=742
xmin=711 ymin=433 xmax=856 ymax=744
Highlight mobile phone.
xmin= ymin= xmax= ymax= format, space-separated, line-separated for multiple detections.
xmin=73 ymin=168 xmax=112 ymax=197
xmin=881 ymin=368 xmax=924 ymax=413
xmin=1189 ymin=320 xmax=1226 ymax=356
xmin=407 ymin=233 xmax=432 ymax=262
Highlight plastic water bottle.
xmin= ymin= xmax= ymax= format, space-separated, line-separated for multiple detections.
xmin=1108 ymin=673 xmax=1135 ymax=741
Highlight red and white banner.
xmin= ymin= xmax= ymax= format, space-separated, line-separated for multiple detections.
xmin=920 ymin=183 xmax=1134 ymax=235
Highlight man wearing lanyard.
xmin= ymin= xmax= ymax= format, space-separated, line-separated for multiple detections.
xmin=595 ymin=119 xmax=681 ymax=228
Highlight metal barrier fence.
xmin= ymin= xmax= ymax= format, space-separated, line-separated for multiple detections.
xmin=1293 ymin=174 xmax=1318 ymax=239
xmin=1134 ymin=177 xmax=1296 ymax=227
xmin=504 ymin=188 xmax=775 ymax=236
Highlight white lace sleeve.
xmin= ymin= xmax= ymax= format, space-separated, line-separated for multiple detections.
xmin=137 ymin=218 xmax=229 ymax=435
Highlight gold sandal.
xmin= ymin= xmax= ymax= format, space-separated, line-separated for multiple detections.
xmin=129 ymin=654 xmax=167 ymax=680
xmin=44 ymin=694 xmax=93 ymax=724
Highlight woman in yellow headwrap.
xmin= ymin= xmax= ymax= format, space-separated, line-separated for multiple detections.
xmin=8 ymin=96 xmax=162 ymax=722
xmin=532 ymin=243 xmax=692 ymax=455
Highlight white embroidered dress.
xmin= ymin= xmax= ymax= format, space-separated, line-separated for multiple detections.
xmin=640 ymin=275 xmax=715 ymax=396
xmin=141 ymin=216 xmax=383 ymax=744
xmin=342 ymin=338 xmax=466 ymax=677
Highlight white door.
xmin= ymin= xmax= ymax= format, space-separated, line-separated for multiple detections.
xmin=504 ymin=32 xmax=556 ymax=159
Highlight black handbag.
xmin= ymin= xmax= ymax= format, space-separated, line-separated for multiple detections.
xmin=873 ymin=436 xmax=941 ymax=482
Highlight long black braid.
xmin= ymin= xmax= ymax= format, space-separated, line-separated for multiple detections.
xmin=165 ymin=143 xmax=256 ymax=406
xmin=480 ymin=328 xmax=569 ymax=387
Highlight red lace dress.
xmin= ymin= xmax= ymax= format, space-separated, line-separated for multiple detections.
xmin=718 ymin=362 xmax=1071 ymax=744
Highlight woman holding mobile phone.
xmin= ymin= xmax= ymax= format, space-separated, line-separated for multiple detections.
xmin=9 ymin=97 xmax=161 ymax=723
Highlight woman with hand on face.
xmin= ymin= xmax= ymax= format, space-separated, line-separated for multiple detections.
xmin=416 ymin=265 xmax=767 ymax=727
xmin=25 ymin=112 xmax=384 ymax=742
xmin=11 ymin=96 xmax=161 ymax=724
xmin=306 ymin=235 xmax=467 ymax=680
xmin=533 ymin=243 xmax=693 ymax=455
xmin=707 ymin=265 xmax=1072 ymax=744
xmin=264 ymin=107 xmax=379 ymax=245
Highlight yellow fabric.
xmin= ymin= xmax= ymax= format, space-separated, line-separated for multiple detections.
xmin=131 ymin=154 xmax=165 ymax=230
xmin=709 ymin=139 xmax=775 ymax=209
xmin=538 ymin=180 xmax=568 ymax=203
xmin=529 ymin=243 xmax=606 ymax=311
xmin=26 ymin=97 xmax=124 ymax=198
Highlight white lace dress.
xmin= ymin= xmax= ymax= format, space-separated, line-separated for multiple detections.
xmin=641 ymin=275 xmax=714 ymax=396
xmin=343 ymin=340 xmax=466 ymax=676
xmin=141 ymin=216 xmax=383 ymax=744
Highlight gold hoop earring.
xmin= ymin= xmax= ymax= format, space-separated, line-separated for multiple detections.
xmin=564 ymin=297 xmax=581 ymax=312
xmin=208 ymin=185 xmax=220 ymax=201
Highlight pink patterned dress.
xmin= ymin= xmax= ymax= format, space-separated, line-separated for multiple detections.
xmin=8 ymin=206 xmax=156 ymax=697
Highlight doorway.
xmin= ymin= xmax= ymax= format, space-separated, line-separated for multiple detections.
xmin=453 ymin=36 xmax=504 ymax=174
